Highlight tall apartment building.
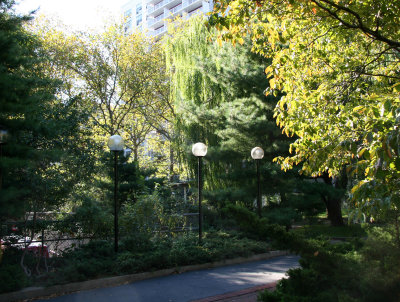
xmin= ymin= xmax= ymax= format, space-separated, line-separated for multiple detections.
xmin=122 ymin=0 xmax=213 ymax=38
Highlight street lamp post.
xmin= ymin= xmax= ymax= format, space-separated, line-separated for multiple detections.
xmin=192 ymin=142 xmax=207 ymax=244
xmin=108 ymin=134 xmax=124 ymax=253
xmin=0 ymin=129 xmax=9 ymax=191
xmin=251 ymin=147 xmax=264 ymax=218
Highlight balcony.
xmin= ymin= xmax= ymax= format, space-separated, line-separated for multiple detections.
xmin=164 ymin=0 xmax=181 ymax=6
xmin=145 ymin=0 xmax=208 ymax=37
xmin=183 ymin=0 xmax=204 ymax=13
xmin=152 ymin=25 xmax=166 ymax=37
xmin=147 ymin=0 xmax=181 ymax=16
xmin=147 ymin=0 xmax=164 ymax=14
xmin=187 ymin=7 xmax=202 ymax=17
xmin=186 ymin=0 xmax=198 ymax=5
xmin=170 ymin=3 xmax=182 ymax=14
xmin=148 ymin=13 xmax=165 ymax=27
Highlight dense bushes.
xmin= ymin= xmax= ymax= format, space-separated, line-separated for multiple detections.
xmin=221 ymin=204 xmax=400 ymax=301
xmin=0 ymin=248 xmax=29 ymax=293
xmin=258 ymin=226 xmax=400 ymax=302
xmin=43 ymin=231 xmax=270 ymax=286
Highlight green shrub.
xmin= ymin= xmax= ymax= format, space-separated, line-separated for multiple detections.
xmin=264 ymin=207 xmax=299 ymax=230
xmin=42 ymin=230 xmax=270 ymax=287
xmin=0 ymin=263 xmax=29 ymax=293
xmin=119 ymin=192 xmax=186 ymax=237
xmin=293 ymin=224 xmax=367 ymax=239
xmin=259 ymin=225 xmax=400 ymax=302
xmin=222 ymin=204 xmax=264 ymax=238
xmin=120 ymin=233 xmax=154 ymax=253
xmin=59 ymin=197 xmax=113 ymax=237
xmin=357 ymin=226 xmax=400 ymax=302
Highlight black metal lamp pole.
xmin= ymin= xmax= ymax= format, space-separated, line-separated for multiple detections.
xmin=256 ymin=159 xmax=261 ymax=218
xmin=251 ymin=147 xmax=264 ymax=218
xmin=0 ymin=142 xmax=3 ymax=191
xmin=0 ymin=130 xmax=8 ymax=191
xmin=107 ymin=134 xmax=124 ymax=253
xmin=113 ymin=151 xmax=119 ymax=253
xmin=197 ymin=156 xmax=203 ymax=244
xmin=192 ymin=142 xmax=207 ymax=245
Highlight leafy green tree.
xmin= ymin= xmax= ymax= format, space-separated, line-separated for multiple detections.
xmin=32 ymin=19 xmax=170 ymax=163
xmin=210 ymin=0 xmax=400 ymax=221
xmin=164 ymin=16 xmax=330 ymax=223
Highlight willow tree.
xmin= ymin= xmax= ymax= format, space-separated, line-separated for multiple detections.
xmin=164 ymin=16 xmax=315 ymax=215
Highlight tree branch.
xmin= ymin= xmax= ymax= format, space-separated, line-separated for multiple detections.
xmin=313 ymin=0 xmax=400 ymax=50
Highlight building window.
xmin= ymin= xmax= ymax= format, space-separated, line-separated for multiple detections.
xmin=124 ymin=9 xmax=132 ymax=20
xmin=136 ymin=4 xmax=142 ymax=14
xmin=124 ymin=20 xmax=132 ymax=33
xmin=136 ymin=14 xmax=142 ymax=26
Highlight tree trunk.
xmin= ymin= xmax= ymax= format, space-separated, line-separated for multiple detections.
xmin=324 ymin=196 xmax=344 ymax=226
xmin=133 ymin=147 xmax=139 ymax=163
xmin=279 ymin=190 xmax=287 ymax=205
xmin=321 ymin=173 xmax=344 ymax=226
xmin=169 ymin=146 xmax=174 ymax=181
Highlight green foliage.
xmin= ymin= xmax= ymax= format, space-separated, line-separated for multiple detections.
xmin=59 ymin=196 xmax=113 ymax=237
xmin=359 ymin=226 xmax=400 ymax=301
xmin=164 ymin=16 xmax=309 ymax=214
xmin=0 ymin=264 xmax=29 ymax=293
xmin=264 ymin=207 xmax=299 ymax=230
xmin=44 ymin=231 xmax=269 ymax=286
xmin=120 ymin=193 xmax=165 ymax=236
xmin=119 ymin=190 xmax=187 ymax=236
xmin=0 ymin=248 xmax=29 ymax=293
xmin=0 ymin=0 xmax=95 ymax=220
xmin=222 ymin=204 xmax=265 ymax=238
xmin=49 ymin=240 xmax=116 ymax=283
xmin=119 ymin=233 xmax=153 ymax=254
xmin=32 ymin=18 xmax=171 ymax=166
xmin=210 ymin=0 xmax=400 ymax=218
xmin=258 ymin=225 xmax=400 ymax=302
xmin=293 ymin=224 xmax=367 ymax=239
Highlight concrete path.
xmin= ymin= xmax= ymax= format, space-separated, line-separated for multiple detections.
xmin=35 ymin=255 xmax=299 ymax=302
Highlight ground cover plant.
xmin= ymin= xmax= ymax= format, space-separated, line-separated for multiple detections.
xmin=0 ymin=230 xmax=270 ymax=292
xmin=258 ymin=225 xmax=400 ymax=302
xmin=292 ymin=224 xmax=367 ymax=239
xmin=222 ymin=205 xmax=400 ymax=302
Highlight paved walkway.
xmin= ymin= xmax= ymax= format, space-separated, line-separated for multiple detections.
xmin=35 ymin=255 xmax=299 ymax=302
xmin=191 ymin=283 xmax=278 ymax=302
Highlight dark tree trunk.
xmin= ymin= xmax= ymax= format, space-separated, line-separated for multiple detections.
xmin=169 ymin=146 xmax=174 ymax=181
xmin=133 ymin=147 xmax=139 ymax=163
xmin=279 ymin=190 xmax=287 ymax=205
xmin=321 ymin=173 xmax=344 ymax=226
xmin=324 ymin=195 xmax=344 ymax=226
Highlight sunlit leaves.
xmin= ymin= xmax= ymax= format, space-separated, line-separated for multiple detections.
xmin=31 ymin=18 xmax=171 ymax=166
xmin=211 ymin=0 xmax=400 ymax=216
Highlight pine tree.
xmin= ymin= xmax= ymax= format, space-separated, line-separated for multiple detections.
xmin=165 ymin=17 xmax=293 ymax=208
xmin=165 ymin=16 xmax=343 ymax=225
xmin=0 ymin=0 xmax=93 ymax=222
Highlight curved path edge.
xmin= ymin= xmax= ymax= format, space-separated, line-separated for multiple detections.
xmin=0 ymin=250 xmax=289 ymax=302
xmin=190 ymin=282 xmax=278 ymax=302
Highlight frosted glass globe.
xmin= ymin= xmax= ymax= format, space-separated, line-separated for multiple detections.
xmin=192 ymin=142 xmax=208 ymax=157
xmin=251 ymin=147 xmax=264 ymax=159
xmin=108 ymin=135 xmax=124 ymax=151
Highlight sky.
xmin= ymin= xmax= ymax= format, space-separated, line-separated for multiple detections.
xmin=14 ymin=0 xmax=130 ymax=31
